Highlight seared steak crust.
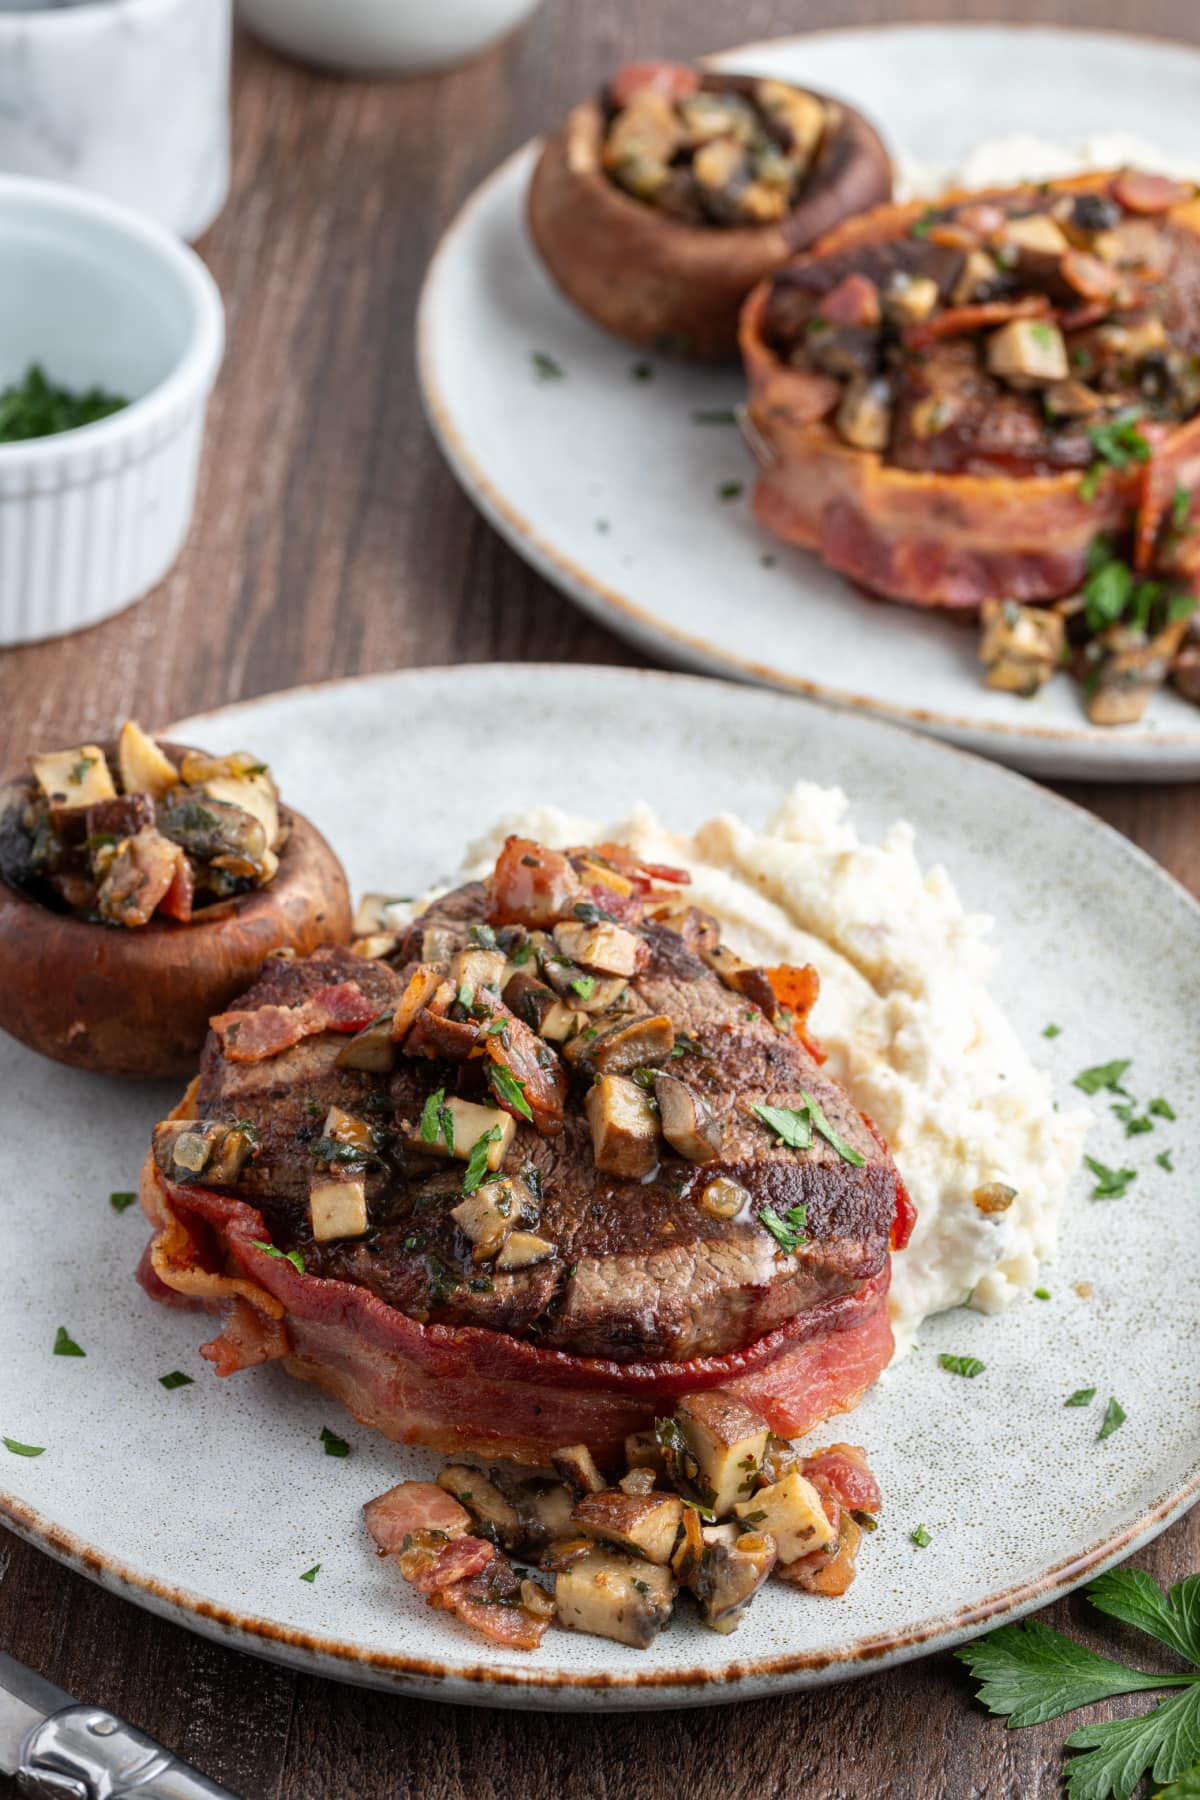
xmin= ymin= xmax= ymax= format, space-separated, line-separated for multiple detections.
xmin=186 ymin=880 xmax=897 ymax=1363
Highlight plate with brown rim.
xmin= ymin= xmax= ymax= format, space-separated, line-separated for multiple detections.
xmin=417 ymin=25 xmax=1200 ymax=781
xmin=0 ymin=665 xmax=1197 ymax=1708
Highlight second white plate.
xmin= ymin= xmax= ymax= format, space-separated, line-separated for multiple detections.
xmin=418 ymin=25 xmax=1200 ymax=780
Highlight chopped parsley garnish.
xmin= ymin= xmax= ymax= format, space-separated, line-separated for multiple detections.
xmin=1111 ymin=1100 xmax=1153 ymax=1137
xmin=956 ymin=1567 xmax=1200 ymax=1798
xmin=910 ymin=1523 xmax=932 ymax=1547
xmin=758 ymin=1203 xmax=808 ymax=1254
xmin=69 ymin=755 xmax=97 ymax=785
xmin=1065 ymin=1388 xmax=1097 ymax=1408
xmin=1097 ymin=1397 xmax=1126 ymax=1442
xmin=53 ymin=1327 xmax=85 ymax=1357
xmin=1029 ymin=322 xmax=1057 ymax=351
xmin=457 ymin=982 xmax=474 ymax=1010
xmin=300 ymin=1564 xmax=321 ymax=1582
xmin=251 ymin=1240 xmax=306 ymax=1273
xmin=531 ymin=350 xmax=564 ymax=382
xmin=0 ymin=363 xmax=127 ymax=443
xmin=716 ymin=480 xmax=743 ymax=501
xmin=308 ymin=1136 xmax=377 ymax=1168
xmin=420 ymin=1087 xmax=455 ymax=1155
xmin=109 ymin=1190 xmax=137 ymax=1213
xmin=692 ymin=408 xmax=738 ymax=425
xmin=1080 ymin=409 xmax=1151 ymax=502
xmin=1043 ymin=1023 xmax=1062 ymax=1039
xmin=469 ymin=923 xmax=498 ymax=950
xmin=801 ymin=1089 xmax=867 ymax=1167
xmin=1073 ymin=1058 xmax=1132 ymax=1096
xmin=3 ymin=1437 xmax=44 ymax=1457
xmin=488 ymin=1064 xmax=532 ymax=1121
xmin=760 ymin=553 xmax=777 ymax=569
xmin=909 ymin=208 xmax=937 ymax=238
xmin=633 ymin=1578 xmax=650 ymax=1595
xmin=1084 ymin=1156 xmax=1136 ymax=1201
xmin=750 ymin=1102 xmax=812 ymax=1150
xmin=159 ymin=1370 xmax=193 ymax=1390
xmin=570 ymin=974 xmax=597 ymax=1000
xmin=631 ymin=361 xmax=654 ymax=382
xmin=1157 ymin=1149 xmax=1175 ymax=1173
xmin=1033 ymin=1287 xmax=1051 ymax=1301
xmin=320 ymin=1425 xmax=350 ymax=1457
xmin=1171 ymin=485 xmax=1193 ymax=533
xmin=1149 ymin=1096 xmax=1176 ymax=1120
xmin=939 ymin=1353 xmax=985 ymax=1379
xmin=463 ymin=1126 xmax=502 ymax=1195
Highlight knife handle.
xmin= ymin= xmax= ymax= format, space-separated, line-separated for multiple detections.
xmin=16 ymin=1704 xmax=238 ymax=1800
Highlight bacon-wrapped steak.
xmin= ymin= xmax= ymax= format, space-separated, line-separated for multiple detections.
xmin=740 ymin=171 xmax=1200 ymax=608
xmin=139 ymin=839 xmax=911 ymax=1464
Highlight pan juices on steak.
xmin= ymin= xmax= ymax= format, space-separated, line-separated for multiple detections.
xmin=140 ymin=834 xmax=911 ymax=1463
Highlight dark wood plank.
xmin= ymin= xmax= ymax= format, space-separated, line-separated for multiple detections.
xmin=1 ymin=3 xmax=1198 ymax=1797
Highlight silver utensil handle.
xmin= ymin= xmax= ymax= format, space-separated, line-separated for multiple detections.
xmin=16 ymin=1704 xmax=238 ymax=1800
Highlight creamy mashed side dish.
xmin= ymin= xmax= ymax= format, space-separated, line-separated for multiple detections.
xmin=445 ymin=785 xmax=1089 ymax=1358
xmin=898 ymin=131 xmax=1200 ymax=202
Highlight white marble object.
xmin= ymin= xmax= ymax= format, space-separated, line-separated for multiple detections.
xmin=236 ymin=0 xmax=542 ymax=75
xmin=0 ymin=175 xmax=224 ymax=644
xmin=0 ymin=0 xmax=231 ymax=241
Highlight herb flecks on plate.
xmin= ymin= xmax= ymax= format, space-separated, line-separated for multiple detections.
xmin=1074 ymin=1059 xmax=1132 ymax=1097
xmin=110 ymin=1190 xmax=137 ymax=1214
xmin=159 ymin=1370 xmax=193 ymax=1390
xmin=939 ymin=1353 xmax=986 ymax=1379
xmin=320 ymin=1425 xmax=350 ymax=1458
xmin=53 ymin=1327 xmax=85 ymax=1357
xmin=3 ymin=1437 xmax=45 ymax=1457
xmin=1085 ymin=1157 xmax=1137 ymax=1201
xmin=957 ymin=1567 xmax=1200 ymax=1800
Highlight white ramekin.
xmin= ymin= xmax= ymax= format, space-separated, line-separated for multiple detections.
xmin=0 ymin=175 xmax=224 ymax=647
xmin=236 ymin=0 xmax=543 ymax=75
xmin=0 ymin=0 xmax=231 ymax=242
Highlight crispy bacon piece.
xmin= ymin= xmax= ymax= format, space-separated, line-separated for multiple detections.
xmin=486 ymin=836 xmax=581 ymax=928
xmin=1112 ymin=169 xmax=1196 ymax=215
xmin=211 ymin=980 xmax=376 ymax=1062
xmin=363 ymin=1481 xmax=472 ymax=1553
xmin=397 ymin=1530 xmax=496 ymax=1593
xmin=767 ymin=963 xmax=821 ymax=1037
xmin=378 ymin=1510 xmax=551 ymax=1651
xmin=817 ymin=272 xmax=881 ymax=329
xmin=902 ymin=293 xmax=1050 ymax=351
xmin=609 ymin=59 xmax=699 ymax=107
xmin=97 ymin=827 xmax=189 ymax=928
xmin=801 ymin=1442 xmax=882 ymax=1514
xmin=158 ymin=852 xmax=195 ymax=924
xmin=482 ymin=1006 xmax=568 ymax=1135
xmin=779 ymin=1513 xmax=863 ymax=1596
xmin=1061 ymin=249 xmax=1125 ymax=303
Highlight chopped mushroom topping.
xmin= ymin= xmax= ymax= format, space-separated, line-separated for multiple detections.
xmin=675 ymin=1390 xmax=769 ymax=1515
xmin=589 ymin=1013 xmax=676 ymax=1075
xmin=979 ymin=600 xmax=1066 ymax=697
xmin=585 ymin=1073 xmax=660 ymax=1177
xmin=310 ymin=1176 xmax=368 ymax=1243
xmin=654 ymin=1072 xmax=722 ymax=1163
xmin=571 ymin=1489 xmax=684 ymax=1564
xmin=552 ymin=1443 xmax=608 ymax=1496
xmin=553 ymin=1549 xmax=676 ymax=1649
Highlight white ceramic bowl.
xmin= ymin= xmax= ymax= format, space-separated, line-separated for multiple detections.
xmin=236 ymin=0 xmax=543 ymax=75
xmin=0 ymin=175 xmax=224 ymax=646
xmin=0 ymin=0 xmax=231 ymax=242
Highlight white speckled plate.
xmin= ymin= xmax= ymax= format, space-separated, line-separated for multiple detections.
xmin=1 ymin=666 xmax=1197 ymax=1709
xmin=417 ymin=25 xmax=1200 ymax=781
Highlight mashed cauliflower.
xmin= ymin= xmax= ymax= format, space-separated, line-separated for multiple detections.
xmin=898 ymin=131 xmax=1200 ymax=202
xmin=444 ymin=786 xmax=1089 ymax=1358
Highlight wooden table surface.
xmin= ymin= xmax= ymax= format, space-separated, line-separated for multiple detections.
xmin=1 ymin=3 xmax=1197 ymax=1795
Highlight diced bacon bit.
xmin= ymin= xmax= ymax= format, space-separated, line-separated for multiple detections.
xmin=440 ymin=1561 xmax=553 ymax=1652
xmin=953 ymin=202 xmax=1007 ymax=239
xmin=212 ymin=981 xmax=376 ymax=1063
xmin=1112 ymin=169 xmax=1196 ymax=215
xmin=1133 ymin=426 xmax=1182 ymax=572
xmin=399 ymin=1531 xmax=497 ymax=1595
xmin=779 ymin=1513 xmax=863 ymax=1597
xmin=766 ymin=963 xmax=821 ymax=1038
xmin=97 ymin=827 xmax=189 ymax=928
xmin=405 ymin=1008 xmax=480 ymax=1062
xmin=1061 ymin=249 xmax=1125 ymax=303
xmin=903 ymin=293 xmax=1050 ymax=351
xmin=1059 ymin=301 xmax=1113 ymax=334
xmin=801 ymin=1443 xmax=882 ymax=1514
xmin=482 ymin=1002 xmax=568 ymax=1135
xmin=609 ymin=59 xmax=700 ymax=107
xmin=390 ymin=1526 xmax=551 ymax=1652
xmin=487 ymin=837 xmax=581 ymax=928
xmin=585 ymin=884 xmax=645 ymax=926
xmin=364 ymin=1481 xmax=472 ymax=1554
xmin=638 ymin=861 xmax=692 ymax=887
xmin=817 ymin=272 xmax=881 ymax=330
xmin=158 ymin=851 xmax=195 ymax=923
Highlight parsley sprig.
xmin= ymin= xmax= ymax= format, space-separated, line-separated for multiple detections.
xmin=957 ymin=1568 xmax=1200 ymax=1800
xmin=751 ymin=1092 xmax=866 ymax=1166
